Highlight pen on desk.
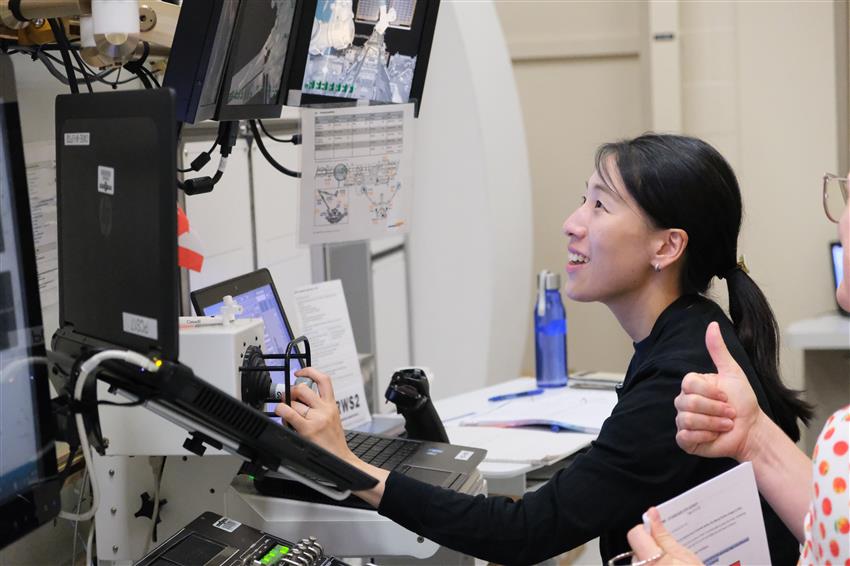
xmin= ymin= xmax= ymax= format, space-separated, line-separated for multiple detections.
xmin=487 ymin=388 xmax=545 ymax=402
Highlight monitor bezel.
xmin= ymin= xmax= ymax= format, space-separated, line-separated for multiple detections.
xmin=285 ymin=0 xmax=439 ymax=117
xmin=213 ymin=0 xmax=309 ymax=122
xmin=0 ymin=53 xmax=61 ymax=550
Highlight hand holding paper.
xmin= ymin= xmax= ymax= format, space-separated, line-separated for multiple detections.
xmin=674 ymin=322 xmax=765 ymax=461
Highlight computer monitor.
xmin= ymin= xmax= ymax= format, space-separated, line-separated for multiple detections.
xmin=0 ymin=53 xmax=62 ymax=550
xmin=287 ymin=0 xmax=440 ymax=115
xmin=163 ymin=0 xmax=241 ymax=124
xmin=214 ymin=0 xmax=307 ymax=121
xmin=55 ymin=88 xmax=179 ymax=360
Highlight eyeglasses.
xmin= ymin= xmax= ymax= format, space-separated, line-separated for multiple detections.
xmin=823 ymin=173 xmax=848 ymax=223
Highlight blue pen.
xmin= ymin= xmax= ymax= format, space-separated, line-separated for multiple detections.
xmin=487 ymin=388 xmax=545 ymax=402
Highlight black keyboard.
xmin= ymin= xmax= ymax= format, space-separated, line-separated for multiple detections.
xmin=344 ymin=431 xmax=421 ymax=471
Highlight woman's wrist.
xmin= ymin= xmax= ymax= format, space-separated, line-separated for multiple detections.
xmin=737 ymin=409 xmax=777 ymax=463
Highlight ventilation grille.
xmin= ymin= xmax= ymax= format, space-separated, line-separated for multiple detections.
xmin=192 ymin=386 xmax=266 ymax=439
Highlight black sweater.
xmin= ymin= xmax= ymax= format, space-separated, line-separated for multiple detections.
xmin=377 ymin=294 xmax=799 ymax=565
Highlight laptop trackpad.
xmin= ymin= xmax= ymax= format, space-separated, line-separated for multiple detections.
xmin=403 ymin=467 xmax=454 ymax=486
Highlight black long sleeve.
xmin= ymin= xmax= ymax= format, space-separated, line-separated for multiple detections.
xmin=377 ymin=295 xmax=799 ymax=565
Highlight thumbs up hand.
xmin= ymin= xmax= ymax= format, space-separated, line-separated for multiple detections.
xmin=674 ymin=322 xmax=766 ymax=461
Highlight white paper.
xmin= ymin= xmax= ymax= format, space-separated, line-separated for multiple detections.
xmin=446 ymin=426 xmax=595 ymax=466
xmin=649 ymin=462 xmax=770 ymax=566
xmin=23 ymin=141 xmax=58 ymax=308
xmin=460 ymin=388 xmax=618 ymax=434
xmin=292 ymin=280 xmax=371 ymax=428
xmin=299 ymin=104 xmax=414 ymax=245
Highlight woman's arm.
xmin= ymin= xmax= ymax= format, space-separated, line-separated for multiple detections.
xmin=274 ymin=367 xmax=390 ymax=507
xmin=674 ymin=322 xmax=811 ymax=542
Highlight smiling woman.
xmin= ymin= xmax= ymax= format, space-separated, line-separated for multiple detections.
xmin=277 ymin=133 xmax=810 ymax=565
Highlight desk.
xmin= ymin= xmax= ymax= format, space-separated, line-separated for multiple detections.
xmin=786 ymin=314 xmax=850 ymax=452
xmin=436 ymin=376 xmax=617 ymax=496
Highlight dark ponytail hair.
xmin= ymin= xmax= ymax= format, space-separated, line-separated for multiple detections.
xmin=595 ymin=133 xmax=812 ymax=441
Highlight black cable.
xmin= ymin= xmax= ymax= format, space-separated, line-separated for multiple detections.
xmin=249 ymin=120 xmax=301 ymax=178
xmin=47 ymin=19 xmax=79 ymax=94
xmin=177 ymin=140 xmax=218 ymax=173
xmin=97 ymin=399 xmax=147 ymax=408
xmin=69 ymin=49 xmax=93 ymax=93
xmin=257 ymin=119 xmax=293 ymax=143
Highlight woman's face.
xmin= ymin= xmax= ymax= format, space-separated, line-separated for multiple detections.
xmin=561 ymin=159 xmax=660 ymax=305
xmin=837 ymin=196 xmax=849 ymax=312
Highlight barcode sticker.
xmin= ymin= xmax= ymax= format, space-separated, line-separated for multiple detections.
xmin=64 ymin=132 xmax=90 ymax=146
xmin=212 ymin=517 xmax=241 ymax=533
xmin=455 ymin=450 xmax=474 ymax=461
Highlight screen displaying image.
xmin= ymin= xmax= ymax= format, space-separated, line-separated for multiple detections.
xmin=224 ymin=0 xmax=297 ymax=107
xmin=832 ymin=243 xmax=844 ymax=289
xmin=302 ymin=0 xmax=422 ymax=103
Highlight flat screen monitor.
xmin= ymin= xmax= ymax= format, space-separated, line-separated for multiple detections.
xmin=214 ymin=0 xmax=306 ymax=121
xmin=55 ymin=89 xmax=179 ymax=360
xmin=287 ymin=0 xmax=440 ymax=115
xmin=0 ymin=53 xmax=62 ymax=550
xmin=163 ymin=0 xmax=240 ymax=124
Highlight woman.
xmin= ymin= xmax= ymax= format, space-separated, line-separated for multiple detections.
xmin=626 ymin=173 xmax=849 ymax=565
xmin=278 ymin=134 xmax=809 ymax=564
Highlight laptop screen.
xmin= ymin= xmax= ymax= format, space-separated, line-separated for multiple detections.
xmin=831 ymin=242 xmax=844 ymax=290
xmin=201 ymin=283 xmax=302 ymax=373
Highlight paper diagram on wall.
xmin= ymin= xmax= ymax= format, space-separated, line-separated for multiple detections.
xmin=300 ymin=103 xmax=413 ymax=244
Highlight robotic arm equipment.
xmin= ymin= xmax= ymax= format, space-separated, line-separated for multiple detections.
xmin=0 ymin=0 xmax=178 ymax=68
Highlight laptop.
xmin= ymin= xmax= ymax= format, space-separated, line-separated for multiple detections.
xmin=50 ymin=88 xmax=376 ymax=498
xmin=831 ymin=242 xmax=848 ymax=316
xmin=191 ymin=269 xmax=487 ymax=495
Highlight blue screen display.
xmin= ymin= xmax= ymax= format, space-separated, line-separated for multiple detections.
xmin=832 ymin=243 xmax=844 ymax=290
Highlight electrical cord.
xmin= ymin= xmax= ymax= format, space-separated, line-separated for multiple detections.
xmin=177 ymin=140 xmax=219 ymax=173
xmin=57 ymin=350 xmax=159 ymax=523
xmin=86 ymin=520 xmax=95 ymax=566
xmin=144 ymin=456 xmax=167 ymax=555
xmin=256 ymin=119 xmax=297 ymax=144
xmin=249 ymin=120 xmax=301 ymax=178
xmin=47 ymin=18 xmax=79 ymax=94
xmin=178 ymin=121 xmax=238 ymax=195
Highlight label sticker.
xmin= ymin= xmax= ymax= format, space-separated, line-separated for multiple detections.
xmin=122 ymin=312 xmax=158 ymax=340
xmin=97 ymin=166 xmax=115 ymax=195
xmin=64 ymin=132 xmax=90 ymax=146
xmin=212 ymin=517 xmax=241 ymax=533
xmin=455 ymin=450 xmax=474 ymax=461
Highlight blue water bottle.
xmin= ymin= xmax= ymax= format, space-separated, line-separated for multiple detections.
xmin=534 ymin=270 xmax=568 ymax=387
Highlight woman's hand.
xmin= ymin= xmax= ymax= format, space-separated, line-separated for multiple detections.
xmin=274 ymin=367 xmax=357 ymax=464
xmin=674 ymin=322 xmax=768 ymax=462
xmin=626 ymin=507 xmax=703 ymax=565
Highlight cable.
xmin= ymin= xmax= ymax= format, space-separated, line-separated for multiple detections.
xmin=256 ymin=119 xmax=294 ymax=143
xmin=144 ymin=456 xmax=167 ymax=554
xmin=85 ymin=520 xmax=95 ymax=566
xmin=70 ymin=467 xmax=88 ymax=565
xmin=249 ymin=120 xmax=301 ymax=178
xmin=177 ymin=140 xmax=219 ymax=173
xmin=47 ymin=18 xmax=79 ymax=94
xmin=57 ymin=350 xmax=159 ymax=523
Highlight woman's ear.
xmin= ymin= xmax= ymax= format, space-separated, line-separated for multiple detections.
xmin=652 ymin=228 xmax=688 ymax=270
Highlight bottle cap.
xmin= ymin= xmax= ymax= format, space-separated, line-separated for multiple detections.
xmin=543 ymin=272 xmax=561 ymax=290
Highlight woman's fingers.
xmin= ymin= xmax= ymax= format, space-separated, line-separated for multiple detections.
xmin=681 ymin=372 xmax=727 ymax=401
xmin=290 ymin=381 xmax=322 ymax=407
xmin=676 ymin=429 xmax=719 ymax=451
xmin=675 ymin=411 xmax=734 ymax=434
xmin=675 ymin=392 xmax=736 ymax=419
xmin=275 ymin=402 xmax=307 ymax=429
xmin=294 ymin=367 xmax=336 ymax=401
xmin=627 ymin=523 xmax=662 ymax=561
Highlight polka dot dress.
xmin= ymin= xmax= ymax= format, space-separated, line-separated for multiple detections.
xmin=800 ymin=405 xmax=849 ymax=566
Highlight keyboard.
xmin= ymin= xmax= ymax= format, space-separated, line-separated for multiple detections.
xmin=344 ymin=431 xmax=421 ymax=471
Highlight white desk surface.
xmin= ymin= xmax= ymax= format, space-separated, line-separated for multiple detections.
xmin=436 ymin=377 xmax=616 ymax=480
xmin=786 ymin=313 xmax=850 ymax=350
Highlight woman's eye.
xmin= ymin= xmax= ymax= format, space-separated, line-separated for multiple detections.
xmin=594 ymin=200 xmax=606 ymax=211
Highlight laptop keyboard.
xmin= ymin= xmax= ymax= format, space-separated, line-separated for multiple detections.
xmin=345 ymin=431 xmax=420 ymax=471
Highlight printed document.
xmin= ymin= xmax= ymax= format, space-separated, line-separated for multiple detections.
xmin=299 ymin=104 xmax=414 ymax=245
xmin=292 ymin=280 xmax=371 ymax=428
xmin=648 ymin=462 xmax=770 ymax=565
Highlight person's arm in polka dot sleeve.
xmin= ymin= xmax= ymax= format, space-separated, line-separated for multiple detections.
xmin=799 ymin=406 xmax=849 ymax=566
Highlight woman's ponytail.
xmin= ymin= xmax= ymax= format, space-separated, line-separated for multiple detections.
xmin=725 ymin=268 xmax=812 ymax=441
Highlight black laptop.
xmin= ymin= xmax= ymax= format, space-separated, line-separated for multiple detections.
xmin=191 ymin=269 xmax=487 ymax=496
xmin=51 ymin=88 xmax=376 ymax=498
